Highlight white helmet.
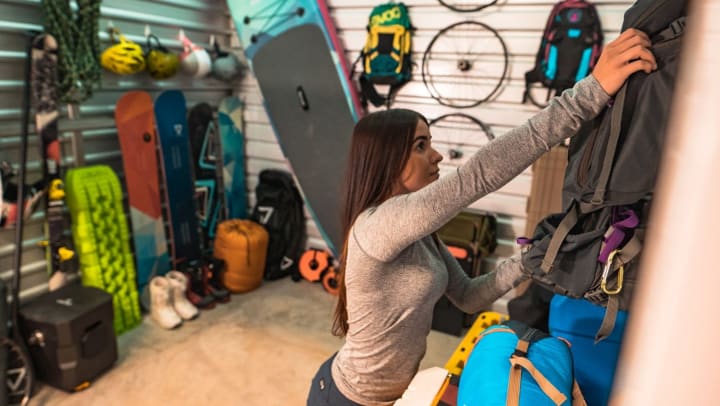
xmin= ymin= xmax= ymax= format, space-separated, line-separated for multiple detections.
xmin=179 ymin=30 xmax=211 ymax=78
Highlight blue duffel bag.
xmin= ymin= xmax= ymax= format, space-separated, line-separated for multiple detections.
xmin=458 ymin=320 xmax=586 ymax=406
xmin=549 ymin=295 xmax=628 ymax=406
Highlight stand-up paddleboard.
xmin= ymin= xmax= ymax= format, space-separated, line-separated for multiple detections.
xmin=228 ymin=0 xmax=363 ymax=255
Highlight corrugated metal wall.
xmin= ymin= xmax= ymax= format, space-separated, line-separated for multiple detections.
xmin=0 ymin=0 xmax=236 ymax=300
xmin=237 ymin=0 xmax=634 ymax=274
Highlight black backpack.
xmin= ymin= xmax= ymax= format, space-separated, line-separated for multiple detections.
xmin=250 ymin=169 xmax=306 ymax=281
xmin=520 ymin=0 xmax=687 ymax=342
xmin=523 ymin=0 xmax=603 ymax=107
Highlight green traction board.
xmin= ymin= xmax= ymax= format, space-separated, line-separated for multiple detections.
xmin=65 ymin=165 xmax=141 ymax=334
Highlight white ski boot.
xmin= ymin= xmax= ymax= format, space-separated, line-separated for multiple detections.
xmin=166 ymin=270 xmax=199 ymax=321
xmin=150 ymin=276 xmax=182 ymax=329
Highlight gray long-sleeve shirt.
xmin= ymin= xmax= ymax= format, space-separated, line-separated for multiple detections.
xmin=331 ymin=76 xmax=611 ymax=405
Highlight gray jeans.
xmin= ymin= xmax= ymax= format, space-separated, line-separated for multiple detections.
xmin=306 ymin=354 xmax=362 ymax=406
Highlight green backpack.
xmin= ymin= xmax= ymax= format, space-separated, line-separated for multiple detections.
xmin=354 ymin=2 xmax=412 ymax=107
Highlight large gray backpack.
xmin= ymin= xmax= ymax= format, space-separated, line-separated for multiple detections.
xmin=520 ymin=0 xmax=688 ymax=341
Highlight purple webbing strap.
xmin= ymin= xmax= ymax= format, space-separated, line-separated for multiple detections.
xmin=598 ymin=208 xmax=639 ymax=264
xmin=517 ymin=237 xmax=533 ymax=246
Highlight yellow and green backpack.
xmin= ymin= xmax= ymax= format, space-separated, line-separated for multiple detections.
xmin=354 ymin=2 xmax=412 ymax=108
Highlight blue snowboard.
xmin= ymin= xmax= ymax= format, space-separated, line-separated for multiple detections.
xmin=155 ymin=90 xmax=202 ymax=266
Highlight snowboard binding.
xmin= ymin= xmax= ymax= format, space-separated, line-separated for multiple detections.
xmin=204 ymin=256 xmax=230 ymax=303
xmin=182 ymin=260 xmax=216 ymax=310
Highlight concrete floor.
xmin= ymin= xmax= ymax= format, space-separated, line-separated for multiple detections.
xmin=29 ymin=277 xmax=464 ymax=406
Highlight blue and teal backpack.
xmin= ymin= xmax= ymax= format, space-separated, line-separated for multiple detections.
xmin=523 ymin=0 xmax=603 ymax=107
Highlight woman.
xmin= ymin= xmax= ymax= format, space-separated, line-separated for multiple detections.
xmin=307 ymin=29 xmax=657 ymax=406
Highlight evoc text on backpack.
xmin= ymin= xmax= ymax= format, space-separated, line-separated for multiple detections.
xmin=524 ymin=0 xmax=603 ymax=107
xmin=250 ymin=169 xmax=306 ymax=281
xmin=353 ymin=2 xmax=412 ymax=108
xmin=520 ymin=0 xmax=687 ymax=342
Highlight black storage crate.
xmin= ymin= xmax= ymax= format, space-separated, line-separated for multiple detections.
xmin=19 ymin=283 xmax=117 ymax=392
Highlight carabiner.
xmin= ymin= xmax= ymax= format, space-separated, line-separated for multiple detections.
xmin=601 ymin=250 xmax=624 ymax=295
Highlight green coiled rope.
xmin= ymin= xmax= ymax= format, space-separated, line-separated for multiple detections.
xmin=41 ymin=0 xmax=102 ymax=104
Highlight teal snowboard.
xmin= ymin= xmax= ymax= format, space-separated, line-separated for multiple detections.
xmin=217 ymin=96 xmax=247 ymax=220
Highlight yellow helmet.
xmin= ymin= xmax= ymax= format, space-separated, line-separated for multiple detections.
xmin=145 ymin=34 xmax=179 ymax=80
xmin=101 ymin=28 xmax=146 ymax=75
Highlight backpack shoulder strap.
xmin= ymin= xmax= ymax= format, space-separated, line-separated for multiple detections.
xmin=359 ymin=75 xmax=393 ymax=108
xmin=541 ymin=203 xmax=580 ymax=274
xmin=589 ymin=84 xmax=627 ymax=207
xmin=350 ymin=52 xmax=363 ymax=81
xmin=288 ymin=176 xmax=307 ymax=281
xmin=572 ymin=380 xmax=588 ymax=406
xmin=593 ymin=233 xmax=642 ymax=341
xmin=508 ymin=338 xmax=568 ymax=406
xmin=542 ymin=1 xmax=567 ymax=38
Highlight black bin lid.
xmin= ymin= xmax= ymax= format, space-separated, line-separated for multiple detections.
xmin=20 ymin=283 xmax=111 ymax=325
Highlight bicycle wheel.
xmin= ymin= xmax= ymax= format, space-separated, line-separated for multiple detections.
xmin=422 ymin=21 xmax=509 ymax=108
xmin=438 ymin=0 xmax=498 ymax=13
xmin=2 ymin=336 xmax=33 ymax=406
xmin=429 ymin=113 xmax=494 ymax=160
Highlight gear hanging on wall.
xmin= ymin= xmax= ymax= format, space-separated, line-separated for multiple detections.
xmin=438 ymin=0 xmax=498 ymax=13
xmin=145 ymin=34 xmax=180 ymax=80
xmin=40 ymin=0 xmax=102 ymax=103
xmin=210 ymin=36 xmax=246 ymax=82
xmin=179 ymin=30 xmax=212 ymax=78
xmin=101 ymin=28 xmax=146 ymax=75
xmin=429 ymin=113 xmax=495 ymax=161
xmin=240 ymin=0 xmax=306 ymax=44
xmin=421 ymin=20 xmax=509 ymax=108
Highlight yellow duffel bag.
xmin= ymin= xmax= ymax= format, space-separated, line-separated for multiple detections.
xmin=213 ymin=219 xmax=269 ymax=293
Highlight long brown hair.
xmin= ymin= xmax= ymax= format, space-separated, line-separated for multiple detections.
xmin=332 ymin=109 xmax=427 ymax=337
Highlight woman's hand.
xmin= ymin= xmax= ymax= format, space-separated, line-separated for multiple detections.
xmin=495 ymin=253 xmax=530 ymax=288
xmin=592 ymin=28 xmax=657 ymax=96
